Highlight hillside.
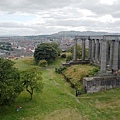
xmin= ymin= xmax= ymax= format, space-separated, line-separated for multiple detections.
xmin=1 ymin=30 xmax=120 ymax=40
xmin=33 ymin=30 xmax=120 ymax=40
xmin=51 ymin=31 xmax=109 ymax=38
xmin=0 ymin=57 xmax=120 ymax=120
xmin=39 ymin=30 xmax=120 ymax=39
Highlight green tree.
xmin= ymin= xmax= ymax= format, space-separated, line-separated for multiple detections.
xmin=66 ymin=55 xmax=73 ymax=62
xmin=20 ymin=67 xmax=43 ymax=100
xmin=0 ymin=58 xmax=22 ymax=105
xmin=69 ymin=44 xmax=88 ymax=59
xmin=34 ymin=43 xmax=58 ymax=64
xmin=70 ymin=44 xmax=82 ymax=59
xmin=51 ymin=42 xmax=62 ymax=55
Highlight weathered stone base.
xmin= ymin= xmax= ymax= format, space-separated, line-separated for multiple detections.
xmin=83 ymin=76 xmax=120 ymax=93
xmin=62 ymin=60 xmax=90 ymax=67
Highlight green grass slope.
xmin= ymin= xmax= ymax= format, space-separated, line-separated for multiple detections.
xmin=0 ymin=57 xmax=120 ymax=120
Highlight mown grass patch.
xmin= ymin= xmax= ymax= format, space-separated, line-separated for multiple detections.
xmin=48 ymin=57 xmax=66 ymax=67
xmin=0 ymin=68 xmax=79 ymax=120
xmin=76 ymin=88 xmax=120 ymax=120
xmin=13 ymin=57 xmax=36 ymax=71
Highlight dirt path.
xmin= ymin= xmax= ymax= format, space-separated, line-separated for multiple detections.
xmin=47 ymin=68 xmax=81 ymax=104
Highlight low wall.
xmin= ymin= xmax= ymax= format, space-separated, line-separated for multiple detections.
xmin=83 ymin=76 xmax=120 ymax=93
xmin=63 ymin=60 xmax=90 ymax=67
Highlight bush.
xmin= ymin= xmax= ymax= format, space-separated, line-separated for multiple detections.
xmin=88 ymin=67 xmax=100 ymax=76
xmin=55 ymin=66 xmax=67 ymax=74
xmin=66 ymin=55 xmax=73 ymax=62
xmin=38 ymin=60 xmax=48 ymax=67
xmin=93 ymin=67 xmax=100 ymax=72
xmin=61 ymin=54 xmax=66 ymax=58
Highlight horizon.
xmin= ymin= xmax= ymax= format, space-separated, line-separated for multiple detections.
xmin=0 ymin=30 xmax=120 ymax=37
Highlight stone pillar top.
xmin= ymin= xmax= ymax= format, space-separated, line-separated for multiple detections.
xmin=89 ymin=36 xmax=103 ymax=40
xmin=75 ymin=36 xmax=89 ymax=40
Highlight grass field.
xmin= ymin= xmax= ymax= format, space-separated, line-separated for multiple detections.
xmin=0 ymin=57 xmax=120 ymax=120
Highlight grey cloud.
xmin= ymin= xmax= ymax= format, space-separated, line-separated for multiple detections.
xmin=0 ymin=22 xmax=25 ymax=28
xmin=0 ymin=0 xmax=120 ymax=36
xmin=1 ymin=0 xmax=120 ymax=18
xmin=0 ymin=21 xmax=46 ymax=30
xmin=0 ymin=0 xmax=80 ymax=13
xmin=0 ymin=0 xmax=120 ymax=17
xmin=75 ymin=0 xmax=120 ymax=17
xmin=48 ymin=19 xmax=104 ymax=27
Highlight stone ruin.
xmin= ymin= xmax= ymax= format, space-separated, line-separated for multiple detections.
xmin=65 ymin=35 xmax=120 ymax=93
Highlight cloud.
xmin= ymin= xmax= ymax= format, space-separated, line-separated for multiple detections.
xmin=0 ymin=0 xmax=120 ymax=35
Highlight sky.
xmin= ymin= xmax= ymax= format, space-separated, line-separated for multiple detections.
xmin=0 ymin=0 xmax=120 ymax=36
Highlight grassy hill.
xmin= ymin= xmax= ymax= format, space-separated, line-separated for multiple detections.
xmin=0 ymin=57 xmax=120 ymax=120
xmin=62 ymin=64 xmax=99 ymax=89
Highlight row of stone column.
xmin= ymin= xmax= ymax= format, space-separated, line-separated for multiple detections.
xmin=73 ymin=38 xmax=101 ymax=63
xmin=73 ymin=36 xmax=120 ymax=74
xmin=101 ymin=39 xmax=120 ymax=73
xmin=73 ymin=38 xmax=87 ymax=61
xmin=88 ymin=39 xmax=101 ymax=63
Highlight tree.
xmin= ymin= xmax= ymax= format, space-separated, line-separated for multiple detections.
xmin=34 ymin=43 xmax=58 ymax=64
xmin=51 ymin=42 xmax=62 ymax=55
xmin=0 ymin=58 xmax=22 ymax=105
xmin=69 ymin=44 xmax=88 ymax=59
xmin=20 ymin=67 xmax=43 ymax=100
xmin=66 ymin=55 xmax=73 ymax=62
xmin=70 ymin=44 xmax=82 ymax=59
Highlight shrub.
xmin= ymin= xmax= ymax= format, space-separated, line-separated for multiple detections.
xmin=61 ymin=54 xmax=66 ymax=58
xmin=66 ymin=55 xmax=73 ymax=62
xmin=55 ymin=66 xmax=67 ymax=74
xmin=88 ymin=67 xmax=100 ymax=76
xmin=38 ymin=60 xmax=48 ymax=67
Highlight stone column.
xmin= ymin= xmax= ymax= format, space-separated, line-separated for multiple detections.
xmin=95 ymin=39 xmax=99 ymax=63
xmin=110 ymin=40 xmax=114 ymax=69
xmin=91 ymin=39 xmax=95 ymax=62
xmin=73 ymin=38 xmax=77 ymax=61
xmin=88 ymin=39 xmax=92 ymax=60
xmin=118 ymin=41 xmax=120 ymax=69
xmin=82 ymin=39 xmax=85 ymax=60
xmin=112 ymin=40 xmax=119 ymax=70
xmin=106 ymin=41 xmax=109 ymax=66
xmin=100 ymin=40 xmax=107 ymax=73
xmin=99 ymin=40 xmax=102 ymax=63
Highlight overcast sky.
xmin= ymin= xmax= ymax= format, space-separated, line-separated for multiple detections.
xmin=0 ymin=0 xmax=120 ymax=36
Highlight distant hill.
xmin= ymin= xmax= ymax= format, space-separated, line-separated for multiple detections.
xmin=37 ymin=31 xmax=120 ymax=39
xmin=50 ymin=30 xmax=120 ymax=38
xmin=1 ymin=31 xmax=120 ymax=40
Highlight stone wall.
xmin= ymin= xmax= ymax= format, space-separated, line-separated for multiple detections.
xmin=83 ymin=76 xmax=120 ymax=93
